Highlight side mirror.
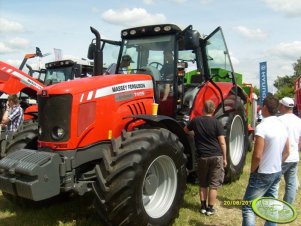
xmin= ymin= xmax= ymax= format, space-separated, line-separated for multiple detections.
xmin=87 ymin=42 xmax=96 ymax=60
xmin=184 ymin=30 xmax=200 ymax=49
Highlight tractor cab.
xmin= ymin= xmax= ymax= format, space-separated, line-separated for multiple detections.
xmin=115 ymin=24 xmax=238 ymax=120
xmin=43 ymin=59 xmax=93 ymax=85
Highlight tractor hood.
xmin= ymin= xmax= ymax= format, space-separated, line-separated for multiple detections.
xmin=0 ymin=61 xmax=44 ymax=96
xmin=38 ymin=74 xmax=154 ymax=96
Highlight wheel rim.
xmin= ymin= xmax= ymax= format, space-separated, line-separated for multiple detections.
xmin=142 ymin=155 xmax=177 ymax=219
xmin=229 ymin=115 xmax=244 ymax=166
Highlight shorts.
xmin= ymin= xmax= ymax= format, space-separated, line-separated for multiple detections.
xmin=197 ymin=156 xmax=224 ymax=188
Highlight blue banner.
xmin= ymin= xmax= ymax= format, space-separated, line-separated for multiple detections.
xmin=259 ymin=62 xmax=268 ymax=106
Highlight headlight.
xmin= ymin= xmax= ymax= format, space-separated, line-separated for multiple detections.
xmin=154 ymin=26 xmax=161 ymax=32
xmin=52 ymin=127 xmax=65 ymax=140
xmin=163 ymin=25 xmax=172 ymax=31
xmin=130 ymin=29 xmax=136 ymax=35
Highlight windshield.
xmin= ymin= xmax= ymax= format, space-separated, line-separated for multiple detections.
xmin=119 ymin=35 xmax=175 ymax=81
xmin=44 ymin=67 xmax=73 ymax=85
xmin=205 ymin=29 xmax=233 ymax=76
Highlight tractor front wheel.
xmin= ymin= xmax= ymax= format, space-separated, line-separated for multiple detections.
xmin=92 ymin=128 xmax=186 ymax=226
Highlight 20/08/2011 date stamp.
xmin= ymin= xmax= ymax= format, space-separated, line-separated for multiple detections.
xmin=223 ymin=200 xmax=252 ymax=206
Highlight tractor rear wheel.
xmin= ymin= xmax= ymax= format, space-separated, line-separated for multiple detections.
xmin=223 ymin=101 xmax=248 ymax=183
xmin=0 ymin=120 xmax=38 ymax=158
xmin=92 ymin=128 xmax=186 ymax=226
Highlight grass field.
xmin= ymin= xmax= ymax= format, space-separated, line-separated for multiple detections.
xmin=0 ymin=151 xmax=300 ymax=226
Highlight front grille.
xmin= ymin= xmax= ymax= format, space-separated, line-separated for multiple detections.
xmin=38 ymin=94 xmax=72 ymax=141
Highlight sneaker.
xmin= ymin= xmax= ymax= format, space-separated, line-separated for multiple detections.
xmin=205 ymin=208 xmax=215 ymax=216
xmin=199 ymin=207 xmax=207 ymax=214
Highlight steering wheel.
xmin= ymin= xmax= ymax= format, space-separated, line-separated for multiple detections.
xmin=149 ymin=62 xmax=163 ymax=70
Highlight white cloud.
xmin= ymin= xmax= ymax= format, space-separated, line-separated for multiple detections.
xmin=233 ymin=26 xmax=268 ymax=40
xmin=0 ymin=38 xmax=30 ymax=54
xmin=0 ymin=18 xmax=24 ymax=33
xmin=7 ymin=38 xmax=30 ymax=49
xmin=266 ymin=41 xmax=301 ymax=60
xmin=102 ymin=8 xmax=166 ymax=27
xmin=264 ymin=0 xmax=301 ymax=17
xmin=253 ymin=41 xmax=301 ymax=79
xmin=0 ymin=42 xmax=13 ymax=54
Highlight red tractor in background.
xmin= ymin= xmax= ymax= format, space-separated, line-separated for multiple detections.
xmin=0 ymin=38 xmax=120 ymax=159
xmin=0 ymin=58 xmax=93 ymax=157
xmin=0 ymin=24 xmax=254 ymax=226
xmin=0 ymin=60 xmax=44 ymax=157
xmin=294 ymin=75 xmax=301 ymax=117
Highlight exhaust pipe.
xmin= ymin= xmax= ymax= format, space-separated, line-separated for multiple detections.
xmin=88 ymin=27 xmax=103 ymax=76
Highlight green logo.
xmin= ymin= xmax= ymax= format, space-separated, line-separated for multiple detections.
xmin=252 ymin=197 xmax=297 ymax=223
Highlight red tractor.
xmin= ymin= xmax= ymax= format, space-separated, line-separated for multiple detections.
xmin=0 ymin=24 xmax=252 ymax=225
xmin=0 ymin=37 xmax=120 ymax=159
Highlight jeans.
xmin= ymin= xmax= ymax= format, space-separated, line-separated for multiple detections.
xmin=282 ymin=162 xmax=298 ymax=204
xmin=242 ymin=171 xmax=282 ymax=226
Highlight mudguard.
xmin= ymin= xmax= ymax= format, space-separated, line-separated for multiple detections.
xmin=127 ymin=114 xmax=196 ymax=170
xmin=24 ymin=105 xmax=38 ymax=120
xmin=190 ymin=81 xmax=247 ymax=118
xmin=0 ymin=149 xmax=61 ymax=201
xmin=190 ymin=82 xmax=234 ymax=118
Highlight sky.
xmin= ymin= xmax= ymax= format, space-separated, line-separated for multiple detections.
xmin=1 ymin=0 xmax=301 ymax=92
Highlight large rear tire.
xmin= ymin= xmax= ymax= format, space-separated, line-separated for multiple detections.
xmin=225 ymin=101 xmax=248 ymax=182
xmin=225 ymin=112 xmax=248 ymax=182
xmin=92 ymin=128 xmax=186 ymax=226
xmin=217 ymin=97 xmax=248 ymax=183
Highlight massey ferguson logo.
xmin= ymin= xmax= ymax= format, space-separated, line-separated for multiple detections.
xmin=112 ymin=83 xmax=146 ymax=92
xmin=80 ymin=80 xmax=153 ymax=103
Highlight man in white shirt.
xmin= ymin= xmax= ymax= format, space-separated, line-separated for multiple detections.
xmin=278 ymin=97 xmax=301 ymax=204
xmin=242 ymin=95 xmax=290 ymax=226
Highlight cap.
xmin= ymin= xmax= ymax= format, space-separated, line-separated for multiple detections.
xmin=279 ymin=97 xmax=294 ymax=108
xmin=122 ymin=55 xmax=134 ymax=63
